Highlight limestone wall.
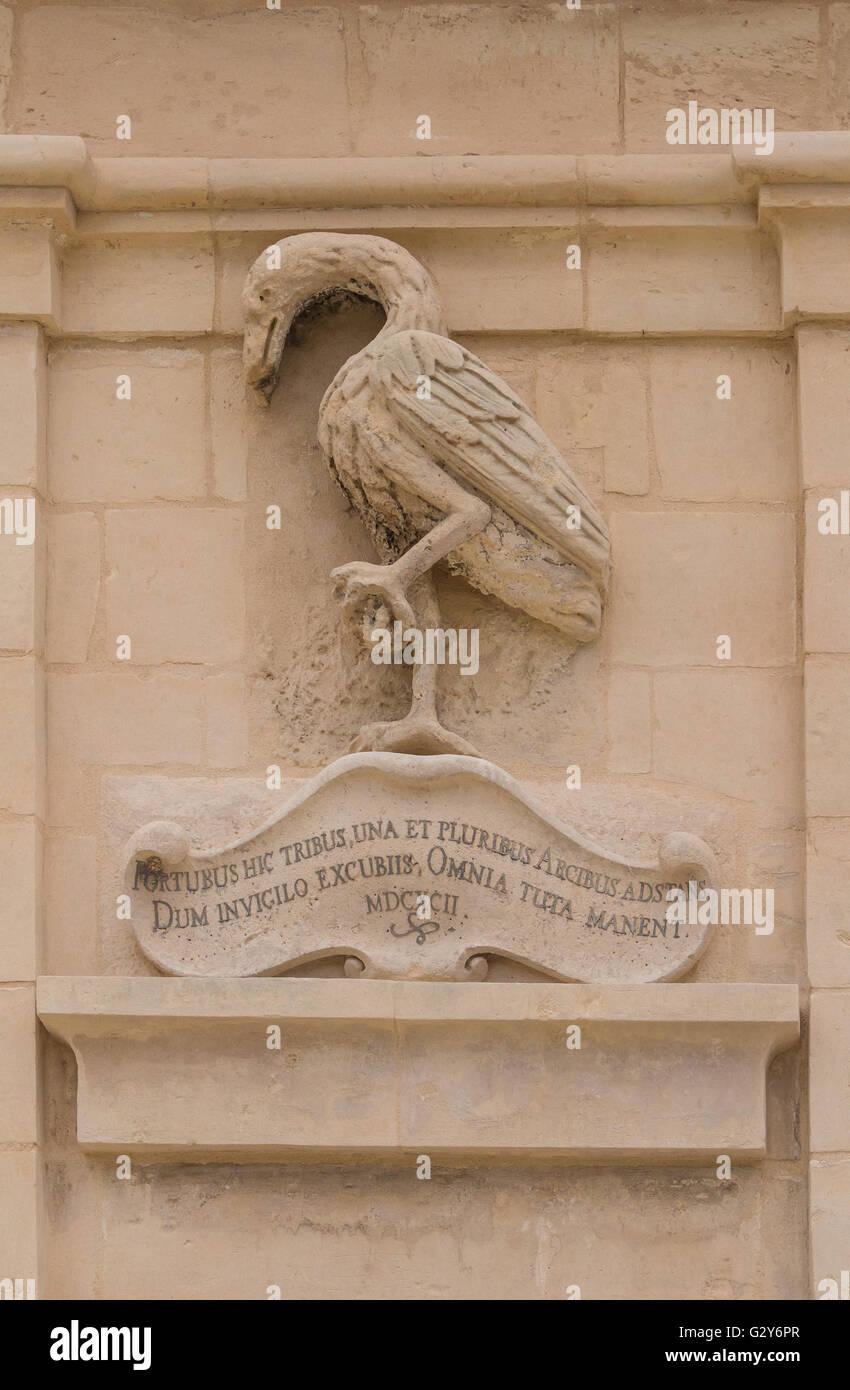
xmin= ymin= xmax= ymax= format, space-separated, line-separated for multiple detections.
xmin=0 ymin=1 xmax=847 ymax=1303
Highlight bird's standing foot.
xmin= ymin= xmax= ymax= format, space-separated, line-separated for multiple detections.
xmin=349 ymin=713 xmax=483 ymax=759
xmin=330 ymin=560 xmax=415 ymax=631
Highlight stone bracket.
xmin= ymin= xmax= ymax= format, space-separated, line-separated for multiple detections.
xmin=37 ymin=977 xmax=799 ymax=1164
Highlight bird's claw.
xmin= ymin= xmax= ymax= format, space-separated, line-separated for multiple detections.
xmin=348 ymin=714 xmax=483 ymax=758
xmin=330 ymin=561 xmax=416 ymax=631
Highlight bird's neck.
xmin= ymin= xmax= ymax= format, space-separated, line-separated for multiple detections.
xmin=298 ymin=245 xmax=446 ymax=343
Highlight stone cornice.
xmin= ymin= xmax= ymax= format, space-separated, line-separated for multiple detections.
xmin=38 ymin=976 xmax=799 ymax=1162
xmin=2 ymin=132 xmax=850 ymax=215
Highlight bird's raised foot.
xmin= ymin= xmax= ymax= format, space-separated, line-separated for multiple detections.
xmin=348 ymin=713 xmax=483 ymax=759
xmin=330 ymin=560 xmax=416 ymax=632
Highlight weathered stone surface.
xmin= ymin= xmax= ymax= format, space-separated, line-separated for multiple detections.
xmin=8 ymin=7 xmax=350 ymax=157
xmin=354 ymin=4 xmax=620 ymax=156
xmin=68 ymin=1152 xmax=801 ymax=1301
xmin=624 ymin=6 xmax=824 ymax=152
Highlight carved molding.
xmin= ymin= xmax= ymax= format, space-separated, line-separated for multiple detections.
xmin=37 ymin=976 xmax=799 ymax=1163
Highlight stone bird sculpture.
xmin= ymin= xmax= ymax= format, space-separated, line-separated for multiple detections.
xmin=243 ymin=233 xmax=610 ymax=756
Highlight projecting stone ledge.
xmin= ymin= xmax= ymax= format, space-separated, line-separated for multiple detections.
xmin=37 ymin=977 xmax=799 ymax=1165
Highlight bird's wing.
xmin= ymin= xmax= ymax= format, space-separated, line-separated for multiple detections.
xmin=370 ymin=330 xmax=609 ymax=588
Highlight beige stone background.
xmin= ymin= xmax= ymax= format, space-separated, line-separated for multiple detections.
xmin=2 ymin=0 xmax=850 ymax=1300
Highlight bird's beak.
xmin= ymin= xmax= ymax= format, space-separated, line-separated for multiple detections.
xmin=243 ymin=314 xmax=287 ymax=406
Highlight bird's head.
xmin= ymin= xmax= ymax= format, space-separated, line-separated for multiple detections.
xmin=243 ymin=233 xmax=447 ymax=406
xmin=242 ymin=268 xmax=291 ymax=407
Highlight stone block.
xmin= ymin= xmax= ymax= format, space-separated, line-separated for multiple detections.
xmin=536 ymin=343 xmax=650 ymax=497
xmin=49 ymin=348 xmax=206 ymax=503
xmin=62 ymin=237 xmax=214 ymax=335
xmin=203 ymin=671 xmax=247 ymax=770
xmin=0 ymin=324 xmax=45 ymax=491
xmin=0 ymin=820 xmax=40 ymax=982
xmin=37 ymin=976 xmax=799 ymax=1161
xmin=355 ymin=4 xmax=620 ymax=156
xmin=0 ymin=658 xmax=44 ymax=819
xmin=810 ymin=1158 xmax=850 ymax=1297
xmin=775 ymin=210 xmax=850 ymax=319
xmin=654 ymin=670 xmax=800 ymax=812
xmin=0 ymin=1151 xmax=39 ymax=1283
xmin=402 ymin=230 xmax=583 ymax=334
xmin=45 ymin=513 xmax=99 ymax=665
xmin=8 ymin=7 xmax=350 ymax=157
xmin=211 ymin=347 xmax=248 ymax=502
xmin=809 ymin=992 xmax=850 ymax=1152
xmin=587 ymin=228 xmax=778 ymax=334
xmin=44 ymin=834 xmax=98 ymax=978
xmin=48 ymin=671 xmax=207 ymax=772
xmin=806 ymin=657 xmax=850 ymax=818
xmin=649 ymin=342 xmax=796 ymax=501
xmin=798 ymin=326 xmax=850 ymax=489
xmin=624 ymin=5 xmax=824 ymax=152
xmin=104 ymin=509 xmax=244 ymax=665
xmin=609 ymin=513 xmax=796 ymax=667
xmin=807 ymin=819 xmax=850 ymax=989
xmin=607 ymin=669 xmax=651 ymax=775
xmin=0 ymin=985 xmax=37 ymax=1143
xmin=805 ymin=488 xmax=850 ymax=654
xmin=0 ymin=492 xmax=42 ymax=653
xmin=0 ymin=228 xmax=58 ymax=324
xmin=827 ymin=6 xmax=850 ymax=130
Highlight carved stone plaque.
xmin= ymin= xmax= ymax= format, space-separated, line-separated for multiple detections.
xmin=125 ymin=753 xmax=717 ymax=984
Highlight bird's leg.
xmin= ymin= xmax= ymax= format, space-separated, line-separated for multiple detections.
xmin=348 ymin=571 xmax=483 ymax=758
xmin=330 ymin=469 xmax=491 ymax=620
xmin=408 ymin=572 xmax=440 ymax=720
